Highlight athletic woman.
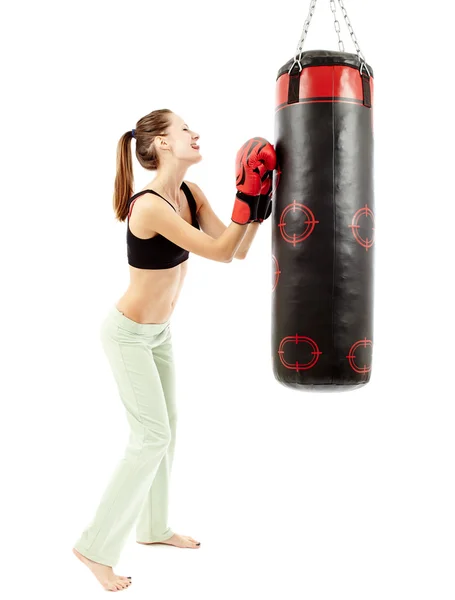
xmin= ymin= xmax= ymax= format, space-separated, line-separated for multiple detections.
xmin=72 ymin=108 xmax=275 ymax=591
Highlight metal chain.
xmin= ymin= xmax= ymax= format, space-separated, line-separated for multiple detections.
xmin=336 ymin=0 xmax=370 ymax=75
xmin=288 ymin=0 xmax=318 ymax=74
xmin=288 ymin=0 xmax=370 ymax=76
xmin=330 ymin=0 xmax=345 ymax=53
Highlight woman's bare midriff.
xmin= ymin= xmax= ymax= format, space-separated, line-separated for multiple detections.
xmin=115 ymin=261 xmax=188 ymax=324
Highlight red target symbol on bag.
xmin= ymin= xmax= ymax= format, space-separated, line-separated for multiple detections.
xmin=349 ymin=204 xmax=375 ymax=250
xmin=346 ymin=338 xmax=373 ymax=373
xmin=278 ymin=334 xmax=322 ymax=371
xmin=279 ymin=201 xmax=319 ymax=246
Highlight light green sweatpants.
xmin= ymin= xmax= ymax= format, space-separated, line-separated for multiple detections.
xmin=73 ymin=305 xmax=177 ymax=567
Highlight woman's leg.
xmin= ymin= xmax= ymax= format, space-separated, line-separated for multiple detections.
xmin=135 ymin=325 xmax=177 ymax=543
xmin=73 ymin=309 xmax=171 ymax=567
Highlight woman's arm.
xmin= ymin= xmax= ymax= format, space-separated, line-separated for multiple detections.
xmin=187 ymin=181 xmax=260 ymax=259
xmin=134 ymin=193 xmax=249 ymax=263
xmin=233 ymin=222 xmax=260 ymax=259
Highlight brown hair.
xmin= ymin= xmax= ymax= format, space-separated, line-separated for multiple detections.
xmin=113 ymin=108 xmax=174 ymax=222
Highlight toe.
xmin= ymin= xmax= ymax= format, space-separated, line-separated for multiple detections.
xmin=106 ymin=582 xmax=118 ymax=591
xmin=111 ymin=580 xmax=125 ymax=591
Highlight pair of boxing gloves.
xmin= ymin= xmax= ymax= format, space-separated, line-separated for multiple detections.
xmin=231 ymin=137 xmax=277 ymax=225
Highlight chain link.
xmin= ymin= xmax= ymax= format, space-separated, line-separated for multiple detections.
xmin=288 ymin=0 xmax=370 ymax=77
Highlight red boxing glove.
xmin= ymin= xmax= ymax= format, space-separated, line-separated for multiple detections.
xmin=231 ymin=138 xmax=276 ymax=225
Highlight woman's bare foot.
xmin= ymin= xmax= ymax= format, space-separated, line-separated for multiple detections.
xmin=72 ymin=548 xmax=132 ymax=591
xmin=137 ymin=533 xmax=200 ymax=548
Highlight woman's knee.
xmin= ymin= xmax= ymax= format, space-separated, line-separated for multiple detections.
xmin=143 ymin=426 xmax=172 ymax=451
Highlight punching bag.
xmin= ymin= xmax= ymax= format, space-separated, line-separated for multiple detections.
xmin=271 ymin=2 xmax=375 ymax=392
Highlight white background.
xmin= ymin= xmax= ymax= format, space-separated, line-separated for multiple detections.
xmin=1 ymin=1 xmax=454 ymax=598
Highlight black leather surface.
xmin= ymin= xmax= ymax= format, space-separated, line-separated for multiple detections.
xmin=271 ymin=51 xmax=375 ymax=392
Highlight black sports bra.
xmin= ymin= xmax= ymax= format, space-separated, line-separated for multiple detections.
xmin=126 ymin=181 xmax=200 ymax=270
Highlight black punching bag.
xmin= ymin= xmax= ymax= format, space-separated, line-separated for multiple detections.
xmin=271 ymin=48 xmax=375 ymax=392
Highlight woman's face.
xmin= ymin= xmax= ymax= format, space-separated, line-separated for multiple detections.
xmin=158 ymin=113 xmax=201 ymax=163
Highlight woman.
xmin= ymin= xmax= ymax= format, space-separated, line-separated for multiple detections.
xmin=72 ymin=108 xmax=275 ymax=591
